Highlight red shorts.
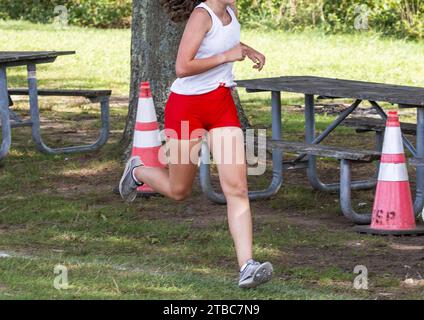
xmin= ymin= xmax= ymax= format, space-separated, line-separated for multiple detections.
xmin=164 ymin=86 xmax=241 ymax=140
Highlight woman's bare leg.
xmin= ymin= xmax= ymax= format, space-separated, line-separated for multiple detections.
xmin=133 ymin=138 xmax=201 ymax=201
xmin=208 ymin=127 xmax=253 ymax=268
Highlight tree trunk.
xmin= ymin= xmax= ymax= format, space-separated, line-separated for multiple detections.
xmin=290 ymin=0 xmax=297 ymax=17
xmin=121 ymin=0 xmax=182 ymax=159
xmin=122 ymin=0 xmax=250 ymax=160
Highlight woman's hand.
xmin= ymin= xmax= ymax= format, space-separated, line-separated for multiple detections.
xmin=223 ymin=44 xmax=247 ymax=63
xmin=243 ymin=45 xmax=266 ymax=71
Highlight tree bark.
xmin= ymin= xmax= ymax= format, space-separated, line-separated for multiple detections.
xmin=122 ymin=0 xmax=183 ymax=159
xmin=290 ymin=0 xmax=297 ymax=17
xmin=122 ymin=0 xmax=250 ymax=160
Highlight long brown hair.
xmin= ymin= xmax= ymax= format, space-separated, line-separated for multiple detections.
xmin=160 ymin=0 xmax=206 ymax=23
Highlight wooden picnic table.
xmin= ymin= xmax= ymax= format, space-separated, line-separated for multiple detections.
xmin=0 ymin=51 xmax=75 ymax=66
xmin=199 ymin=76 xmax=424 ymax=224
xmin=237 ymin=76 xmax=424 ymax=107
xmin=0 ymin=51 xmax=75 ymax=159
xmin=0 ymin=51 xmax=110 ymax=160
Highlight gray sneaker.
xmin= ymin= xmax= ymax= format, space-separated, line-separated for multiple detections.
xmin=119 ymin=156 xmax=144 ymax=202
xmin=239 ymin=259 xmax=273 ymax=289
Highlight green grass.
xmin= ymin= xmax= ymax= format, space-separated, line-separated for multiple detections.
xmin=1 ymin=20 xmax=424 ymax=300
xmin=1 ymin=20 xmax=424 ymax=97
xmin=0 ymin=20 xmax=131 ymax=94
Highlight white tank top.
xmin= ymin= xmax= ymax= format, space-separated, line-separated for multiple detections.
xmin=170 ymin=2 xmax=241 ymax=95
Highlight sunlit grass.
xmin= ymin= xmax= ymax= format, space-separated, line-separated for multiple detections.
xmin=1 ymin=21 xmax=424 ymax=98
xmin=0 ymin=20 xmax=131 ymax=95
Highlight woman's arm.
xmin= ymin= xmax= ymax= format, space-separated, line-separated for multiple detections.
xmin=175 ymin=8 xmax=245 ymax=78
xmin=230 ymin=2 xmax=266 ymax=71
xmin=240 ymin=42 xmax=266 ymax=71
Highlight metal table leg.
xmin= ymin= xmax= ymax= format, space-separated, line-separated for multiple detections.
xmin=297 ymin=98 xmax=362 ymax=162
xmin=27 ymin=64 xmax=110 ymax=154
xmin=304 ymin=94 xmax=377 ymax=192
xmin=413 ymin=108 xmax=424 ymax=215
xmin=0 ymin=67 xmax=11 ymax=160
xmin=374 ymin=130 xmax=383 ymax=173
xmin=339 ymin=159 xmax=372 ymax=224
xmin=8 ymin=109 xmax=33 ymax=127
xmin=199 ymin=91 xmax=283 ymax=204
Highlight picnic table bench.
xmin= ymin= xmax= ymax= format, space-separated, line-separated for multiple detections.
xmin=267 ymin=141 xmax=381 ymax=162
xmin=341 ymin=116 xmax=417 ymax=135
xmin=9 ymin=88 xmax=112 ymax=101
xmin=199 ymin=76 xmax=424 ymax=224
xmin=0 ymin=51 xmax=111 ymax=160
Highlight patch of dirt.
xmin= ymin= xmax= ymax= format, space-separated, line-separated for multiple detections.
xmin=284 ymin=241 xmax=424 ymax=278
xmin=292 ymin=102 xmax=417 ymax=117
xmin=283 ymin=214 xmax=350 ymax=230
xmin=292 ymin=103 xmax=379 ymax=116
xmin=0 ymin=224 xmax=28 ymax=235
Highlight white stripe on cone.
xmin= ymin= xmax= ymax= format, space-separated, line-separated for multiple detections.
xmin=133 ymin=130 xmax=162 ymax=148
xmin=136 ymin=99 xmax=158 ymax=123
xmin=378 ymin=163 xmax=409 ymax=182
xmin=382 ymin=127 xmax=404 ymax=154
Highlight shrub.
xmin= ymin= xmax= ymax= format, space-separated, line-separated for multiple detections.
xmin=237 ymin=0 xmax=326 ymax=31
xmin=0 ymin=0 xmax=423 ymax=39
xmin=324 ymin=0 xmax=424 ymax=39
xmin=0 ymin=0 xmax=132 ymax=28
xmin=236 ymin=0 xmax=424 ymax=40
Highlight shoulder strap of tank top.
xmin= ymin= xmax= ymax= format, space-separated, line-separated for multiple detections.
xmin=195 ymin=2 xmax=218 ymax=24
xmin=226 ymin=5 xmax=237 ymax=21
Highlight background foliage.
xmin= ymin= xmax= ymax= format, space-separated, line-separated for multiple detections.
xmin=238 ymin=0 xmax=423 ymax=40
xmin=0 ymin=0 xmax=423 ymax=39
xmin=0 ymin=0 xmax=131 ymax=28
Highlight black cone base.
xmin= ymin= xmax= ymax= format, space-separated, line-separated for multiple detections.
xmin=354 ymin=224 xmax=424 ymax=236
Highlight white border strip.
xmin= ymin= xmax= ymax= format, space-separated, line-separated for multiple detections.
xmin=133 ymin=130 xmax=162 ymax=148
xmin=136 ymin=99 xmax=157 ymax=123
xmin=378 ymin=163 xmax=409 ymax=181
xmin=382 ymin=127 xmax=404 ymax=154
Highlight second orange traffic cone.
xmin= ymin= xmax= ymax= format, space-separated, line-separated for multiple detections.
xmin=355 ymin=111 xmax=424 ymax=235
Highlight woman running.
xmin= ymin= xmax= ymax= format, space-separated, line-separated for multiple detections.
xmin=119 ymin=0 xmax=273 ymax=289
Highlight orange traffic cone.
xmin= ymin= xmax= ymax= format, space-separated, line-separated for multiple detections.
xmin=131 ymin=81 xmax=166 ymax=195
xmin=355 ymin=111 xmax=424 ymax=235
